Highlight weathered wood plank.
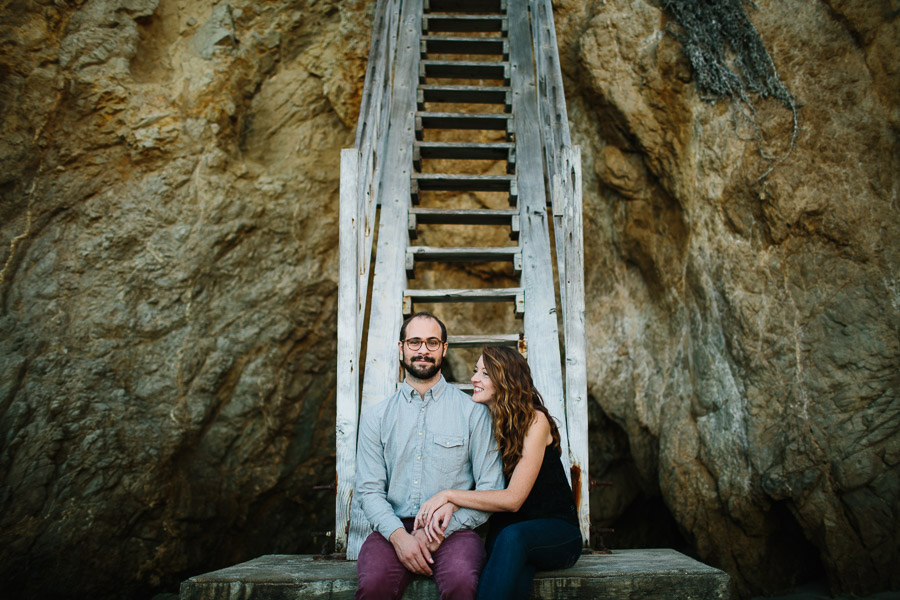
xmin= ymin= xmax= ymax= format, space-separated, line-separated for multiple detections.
xmin=447 ymin=333 xmax=522 ymax=347
xmin=421 ymin=36 xmax=507 ymax=57
xmin=423 ymin=14 xmax=507 ymax=33
xmin=418 ymin=85 xmax=510 ymax=107
xmin=335 ymin=149 xmax=361 ymax=554
xmin=417 ymin=111 xmax=512 ymax=132
xmin=529 ymin=0 xmax=572 ymax=192
xmin=425 ymin=0 xmax=504 ymax=13
xmin=403 ymin=287 xmax=524 ymax=317
xmin=404 ymin=287 xmax=523 ymax=301
xmin=420 ymin=60 xmax=509 ymax=81
xmin=350 ymin=0 xmax=424 ymax=561
xmin=180 ymin=550 xmax=732 ymax=600
xmin=528 ymin=0 xmax=589 ymax=542
xmin=406 ymin=246 xmax=521 ymax=278
xmin=508 ymin=0 xmax=569 ymax=470
xmin=406 ymin=245 xmax=520 ymax=261
xmin=560 ymin=146 xmax=590 ymax=544
xmin=356 ymin=0 xmax=402 ymax=350
xmin=336 ymin=0 xmax=401 ymax=555
xmin=412 ymin=172 xmax=514 ymax=190
xmin=409 ymin=207 xmax=517 ymax=224
xmin=414 ymin=140 xmax=513 ymax=161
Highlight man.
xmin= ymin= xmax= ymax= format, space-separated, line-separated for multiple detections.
xmin=355 ymin=312 xmax=505 ymax=599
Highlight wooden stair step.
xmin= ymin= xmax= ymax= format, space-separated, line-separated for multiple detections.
xmin=409 ymin=207 xmax=517 ymax=225
xmin=423 ymin=14 xmax=507 ymax=34
xmin=425 ymin=0 xmax=506 ymax=14
xmin=413 ymin=140 xmax=514 ymax=169
xmin=420 ymin=60 xmax=509 ymax=82
xmin=447 ymin=333 xmax=522 ymax=348
xmin=403 ymin=287 xmax=525 ymax=316
xmin=406 ymin=246 xmax=522 ymax=279
xmin=408 ymin=207 xmax=519 ymax=240
xmin=418 ymin=85 xmax=510 ymax=109
xmin=180 ymin=550 xmax=732 ymax=599
xmin=421 ymin=36 xmax=508 ymax=57
xmin=410 ymin=173 xmax=517 ymax=204
xmin=415 ymin=112 xmax=512 ymax=138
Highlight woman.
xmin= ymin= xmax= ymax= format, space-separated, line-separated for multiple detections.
xmin=413 ymin=345 xmax=582 ymax=599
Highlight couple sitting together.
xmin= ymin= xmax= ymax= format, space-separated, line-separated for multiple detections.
xmin=355 ymin=312 xmax=582 ymax=599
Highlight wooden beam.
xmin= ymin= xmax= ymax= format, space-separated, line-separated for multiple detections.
xmin=349 ymin=0 xmax=424 ymax=561
xmin=336 ymin=0 xmax=402 ymax=555
xmin=561 ymin=146 xmax=590 ymax=545
xmin=508 ymin=0 xmax=569 ymax=470
xmin=335 ymin=149 xmax=361 ymax=554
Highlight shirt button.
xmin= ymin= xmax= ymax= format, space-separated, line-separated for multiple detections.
xmin=420 ymin=408 xmax=425 ymax=412
xmin=418 ymin=431 xmax=423 ymax=436
xmin=414 ymin=480 xmax=418 ymax=484
xmin=416 ymin=456 xmax=421 ymax=460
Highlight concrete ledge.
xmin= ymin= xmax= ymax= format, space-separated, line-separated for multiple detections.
xmin=180 ymin=548 xmax=731 ymax=599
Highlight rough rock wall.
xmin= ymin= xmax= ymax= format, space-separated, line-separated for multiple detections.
xmin=0 ymin=0 xmax=369 ymax=597
xmin=554 ymin=0 xmax=899 ymax=596
xmin=0 ymin=0 xmax=897 ymax=599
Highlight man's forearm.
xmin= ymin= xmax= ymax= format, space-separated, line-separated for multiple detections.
xmin=360 ymin=494 xmax=405 ymax=540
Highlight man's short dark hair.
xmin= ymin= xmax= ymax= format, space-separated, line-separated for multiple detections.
xmin=399 ymin=312 xmax=447 ymax=342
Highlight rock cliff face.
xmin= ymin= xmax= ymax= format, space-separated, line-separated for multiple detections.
xmin=1 ymin=0 xmax=368 ymax=596
xmin=0 ymin=0 xmax=896 ymax=599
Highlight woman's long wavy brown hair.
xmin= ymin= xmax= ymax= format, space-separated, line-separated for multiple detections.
xmin=480 ymin=346 xmax=561 ymax=480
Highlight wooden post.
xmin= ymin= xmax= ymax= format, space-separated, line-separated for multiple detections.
xmin=335 ymin=149 xmax=361 ymax=554
xmin=529 ymin=0 xmax=591 ymax=544
xmin=335 ymin=0 xmax=403 ymax=556
xmin=561 ymin=146 xmax=590 ymax=545
xmin=508 ymin=0 xmax=570 ymax=470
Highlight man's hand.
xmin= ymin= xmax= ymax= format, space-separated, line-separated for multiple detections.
xmin=389 ymin=528 xmax=435 ymax=576
xmin=412 ymin=527 xmax=442 ymax=553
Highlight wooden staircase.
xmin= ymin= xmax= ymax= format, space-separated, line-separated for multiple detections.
xmin=337 ymin=0 xmax=587 ymax=560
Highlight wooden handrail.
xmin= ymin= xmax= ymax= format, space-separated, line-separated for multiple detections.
xmin=529 ymin=0 xmax=590 ymax=545
xmin=335 ymin=0 xmax=403 ymax=554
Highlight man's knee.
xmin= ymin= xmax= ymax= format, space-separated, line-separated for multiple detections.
xmin=433 ymin=530 xmax=484 ymax=599
xmin=438 ymin=568 xmax=480 ymax=599
xmin=356 ymin=533 xmax=404 ymax=599
xmin=356 ymin=570 xmax=399 ymax=600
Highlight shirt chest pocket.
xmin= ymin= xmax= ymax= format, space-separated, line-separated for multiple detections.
xmin=432 ymin=434 xmax=466 ymax=475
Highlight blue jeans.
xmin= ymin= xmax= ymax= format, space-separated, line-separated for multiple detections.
xmin=476 ymin=518 xmax=582 ymax=600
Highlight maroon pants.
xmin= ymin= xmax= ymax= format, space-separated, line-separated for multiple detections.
xmin=355 ymin=519 xmax=486 ymax=599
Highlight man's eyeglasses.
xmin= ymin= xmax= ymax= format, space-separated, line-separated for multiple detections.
xmin=403 ymin=337 xmax=444 ymax=351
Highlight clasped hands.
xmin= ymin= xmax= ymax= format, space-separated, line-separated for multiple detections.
xmin=390 ymin=492 xmax=458 ymax=576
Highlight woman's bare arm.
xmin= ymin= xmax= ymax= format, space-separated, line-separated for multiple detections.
xmin=414 ymin=412 xmax=552 ymax=530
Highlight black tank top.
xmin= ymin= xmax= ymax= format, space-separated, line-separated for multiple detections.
xmin=490 ymin=444 xmax=579 ymax=530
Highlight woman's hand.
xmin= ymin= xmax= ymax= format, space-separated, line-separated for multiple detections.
xmin=414 ymin=490 xmax=451 ymax=532
xmin=424 ymin=502 xmax=458 ymax=542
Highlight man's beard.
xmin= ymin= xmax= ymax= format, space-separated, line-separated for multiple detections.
xmin=401 ymin=353 xmax=442 ymax=380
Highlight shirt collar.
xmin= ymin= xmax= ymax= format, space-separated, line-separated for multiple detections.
xmin=400 ymin=375 xmax=448 ymax=403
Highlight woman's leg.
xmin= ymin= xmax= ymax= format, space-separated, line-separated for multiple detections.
xmin=476 ymin=519 xmax=581 ymax=600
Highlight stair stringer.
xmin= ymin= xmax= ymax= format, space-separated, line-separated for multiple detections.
xmin=346 ymin=0 xmax=423 ymax=561
xmin=508 ymin=0 xmax=570 ymax=472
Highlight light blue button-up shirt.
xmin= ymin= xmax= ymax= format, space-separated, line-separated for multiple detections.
xmin=356 ymin=376 xmax=505 ymax=540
